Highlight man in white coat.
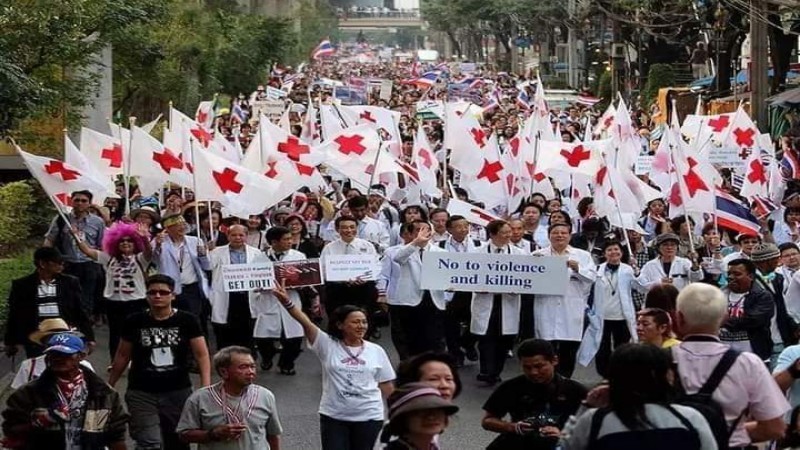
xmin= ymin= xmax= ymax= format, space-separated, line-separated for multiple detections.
xmin=208 ymin=225 xmax=265 ymax=351
xmin=577 ymin=241 xmax=644 ymax=377
xmin=637 ymin=233 xmax=703 ymax=292
xmin=532 ymin=222 xmax=597 ymax=378
xmin=378 ymin=220 xmax=446 ymax=360
xmin=471 ymin=220 xmax=527 ymax=386
xmin=253 ymin=226 xmax=307 ymax=375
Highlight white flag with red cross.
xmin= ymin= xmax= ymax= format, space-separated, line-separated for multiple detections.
xmin=195 ymin=100 xmax=216 ymax=130
xmin=64 ymin=134 xmax=118 ymax=204
xmin=17 ymin=147 xmax=111 ymax=208
xmin=444 ymin=103 xmax=487 ymax=176
xmin=739 ymin=147 xmax=769 ymax=199
xmin=79 ymin=127 xmax=125 ymax=176
xmin=445 ymin=198 xmax=500 ymax=227
xmin=410 ymin=124 xmax=441 ymax=197
xmin=458 ymin=133 xmax=507 ymax=209
xmin=317 ymin=124 xmax=402 ymax=188
xmin=537 ymin=139 xmax=607 ymax=177
xmin=721 ymin=106 xmax=760 ymax=168
xmin=346 ymin=105 xmax=402 ymax=143
xmin=192 ymin=148 xmax=283 ymax=218
xmin=129 ymin=125 xmax=194 ymax=195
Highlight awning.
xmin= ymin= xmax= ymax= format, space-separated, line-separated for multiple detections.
xmin=767 ymin=86 xmax=800 ymax=106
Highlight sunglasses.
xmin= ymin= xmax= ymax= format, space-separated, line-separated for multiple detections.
xmin=146 ymin=289 xmax=172 ymax=297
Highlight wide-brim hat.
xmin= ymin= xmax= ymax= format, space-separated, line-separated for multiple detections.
xmin=131 ymin=206 xmax=160 ymax=222
xmin=29 ymin=318 xmax=82 ymax=345
xmin=388 ymin=383 xmax=459 ymax=422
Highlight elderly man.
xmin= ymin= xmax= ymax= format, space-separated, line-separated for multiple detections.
xmin=2 ymin=333 xmax=128 ymax=449
xmin=177 ymin=346 xmax=282 ymax=449
xmin=673 ymin=283 xmax=789 ymax=449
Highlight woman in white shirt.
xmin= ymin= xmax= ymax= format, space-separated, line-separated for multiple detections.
xmin=637 ymin=233 xmax=703 ymax=292
xmin=74 ymin=221 xmax=151 ymax=360
xmin=276 ymin=285 xmax=395 ymax=450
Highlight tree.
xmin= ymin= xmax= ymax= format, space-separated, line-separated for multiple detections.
xmin=0 ymin=0 xmax=164 ymax=136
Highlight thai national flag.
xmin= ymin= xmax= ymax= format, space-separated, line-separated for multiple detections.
xmin=231 ymin=103 xmax=247 ymax=124
xmin=751 ymin=195 xmax=779 ymax=219
xmin=434 ymin=61 xmax=449 ymax=72
xmin=576 ymin=94 xmax=602 ymax=107
xmin=715 ymin=190 xmax=760 ymax=235
xmin=781 ymin=149 xmax=800 ymax=180
xmin=516 ymin=89 xmax=531 ymax=110
xmin=312 ymin=39 xmax=335 ymax=60
xmin=413 ymin=71 xmax=440 ymax=87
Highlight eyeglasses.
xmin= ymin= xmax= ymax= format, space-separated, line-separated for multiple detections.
xmin=146 ymin=289 xmax=172 ymax=297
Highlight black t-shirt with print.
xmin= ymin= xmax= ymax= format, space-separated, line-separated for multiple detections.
xmin=122 ymin=310 xmax=203 ymax=393
xmin=483 ymin=374 xmax=588 ymax=450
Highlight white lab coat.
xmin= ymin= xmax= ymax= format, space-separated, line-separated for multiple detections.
xmin=251 ymin=249 xmax=305 ymax=339
xmin=636 ymin=256 xmax=703 ymax=291
xmin=532 ymin=246 xmax=597 ymax=341
xmin=208 ymin=244 xmax=266 ymax=324
xmin=470 ymin=243 xmax=527 ymax=336
xmin=577 ymin=263 xmax=643 ymax=366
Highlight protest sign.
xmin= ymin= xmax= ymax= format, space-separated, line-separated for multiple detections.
xmin=379 ymin=80 xmax=393 ymax=102
xmin=251 ymin=100 xmax=285 ymax=123
xmin=274 ymin=259 xmax=323 ymax=288
xmin=420 ymin=252 xmax=568 ymax=295
xmin=323 ymin=254 xmax=380 ymax=282
xmin=222 ymin=262 xmax=275 ymax=292
xmin=706 ymin=144 xmax=747 ymax=170
xmin=635 ymin=154 xmax=654 ymax=175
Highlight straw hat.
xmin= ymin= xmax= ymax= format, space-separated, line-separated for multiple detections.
xmin=28 ymin=318 xmax=81 ymax=345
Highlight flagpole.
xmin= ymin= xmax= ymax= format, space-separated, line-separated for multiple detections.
xmin=529 ymin=131 xmax=541 ymax=197
xmin=124 ymin=117 xmax=136 ymax=216
xmin=611 ymin=145 xmax=636 ymax=259
xmin=441 ymin=101 xmax=449 ymax=193
xmin=669 ymin=143 xmax=696 ymax=251
xmin=189 ymin=138 xmax=202 ymax=239
xmin=207 ymin=200 xmax=214 ymax=244
xmin=367 ymin=133 xmax=384 ymax=189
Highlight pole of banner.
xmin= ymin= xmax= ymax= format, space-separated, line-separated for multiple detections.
xmin=713 ymin=184 xmax=719 ymax=234
xmin=168 ymin=101 xmax=173 ymax=130
xmin=529 ymin=131 xmax=541 ymax=196
xmin=668 ymin=143 xmax=696 ymax=251
xmin=258 ymin=114 xmax=267 ymax=170
xmin=124 ymin=117 xmax=136 ymax=216
xmin=207 ymin=200 xmax=214 ymax=243
xmin=611 ymin=146 xmax=635 ymax=259
xmin=441 ymin=101 xmax=449 ymax=192
xmin=189 ymin=138 xmax=202 ymax=239
xmin=366 ymin=132 xmax=384 ymax=189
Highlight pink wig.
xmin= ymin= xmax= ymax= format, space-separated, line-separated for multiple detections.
xmin=102 ymin=222 xmax=147 ymax=259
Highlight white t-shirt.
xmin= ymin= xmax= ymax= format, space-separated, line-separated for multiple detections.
xmin=309 ymin=331 xmax=395 ymax=421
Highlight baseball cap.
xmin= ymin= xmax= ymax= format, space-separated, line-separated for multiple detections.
xmin=44 ymin=333 xmax=86 ymax=355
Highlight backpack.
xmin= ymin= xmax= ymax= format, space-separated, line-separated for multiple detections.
xmin=587 ymin=404 xmax=701 ymax=450
xmin=672 ymin=348 xmax=745 ymax=450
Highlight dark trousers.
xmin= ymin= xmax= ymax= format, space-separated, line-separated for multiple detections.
xmin=212 ymin=292 xmax=254 ymax=351
xmin=478 ymin=295 xmax=515 ymax=378
xmin=389 ymin=294 xmax=445 ymax=361
xmin=174 ymin=282 xmax=208 ymax=337
xmin=126 ymin=388 xmax=191 ymax=450
xmin=595 ymin=320 xmax=632 ymax=378
xmin=552 ymin=340 xmax=581 ymax=378
xmin=518 ymin=294 xmax=535 ymax=341
xmin=324 ymin=282 xmax=378 ymax=335
xmin=257 ymin=335 xmax=303 ymax=370
xmin=63 ymin=261 xmax=101 ymax=317
xmin=319 ymin=414 xmax=383 ymax=450
xmin=444 ymin=291 xmax=477 ymax=359
xmin=106 ymin=299 xmax=148 ymax=359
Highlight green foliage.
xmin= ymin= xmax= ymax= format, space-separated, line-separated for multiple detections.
xmin=643 ymin=63 xmax=676 ymax=105
xmin=0 ymin=0 xmax=164 ymax=136
xmin=0 ymin=181 xmax=35 ymax=255
xmin=0 ymin=249 xmax=35 ymax=333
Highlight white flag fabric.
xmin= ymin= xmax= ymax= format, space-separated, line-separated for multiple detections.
xmin=79 ymin=127 xmax=125 ymax=176
xmin=17 ymin=147 xmax=110 ymax=208
xmin=64 ymin=134 xmax=117 ymax=204
xmin=445 ymin=198 xmax=500 ymax=227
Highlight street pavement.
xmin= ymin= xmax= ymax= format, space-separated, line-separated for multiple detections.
xmin=2 ymin=322 xmax=601 ymax=449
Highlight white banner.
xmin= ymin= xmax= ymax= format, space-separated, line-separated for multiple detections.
xmin=379 ymin=80 xmax=393 ymax=102
xmin=323 ymin=254 xmax=380 ymax=282
xmin=222 ymin=262 xmax=275 ymax=292
xmin=420 ymin=252 xmax=569 ymax=295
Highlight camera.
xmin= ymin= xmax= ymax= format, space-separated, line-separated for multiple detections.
xmin=521 ymin=413 xmax=558 ymax=437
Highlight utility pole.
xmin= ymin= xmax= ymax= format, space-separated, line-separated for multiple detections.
xmin=750 ymin=0 xmax=768 ymax=131
xmin=567 ymin=0 xmax=577 ymax=87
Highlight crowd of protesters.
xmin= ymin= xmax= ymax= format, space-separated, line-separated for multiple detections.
xmin=6 ymin=43 xmax=800 ymax=450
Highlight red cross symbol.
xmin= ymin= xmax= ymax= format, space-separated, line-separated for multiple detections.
xmin=277 ymin=136 xmax=310 ymax=162
xmin=560 ymin=145 xmax=591 ymax=167
xmin=683 ymin=158 xmax=709 ymax=197
xmin=525 ymin=162 xmax=547 ymax=182
xmin=212 ymin=168 xmax=243 ymax=194
xmin=470 ymin=128 xmax=487 ymax=148
xmin=669 ymin=182 xmax=682 ymax=207
xmin=747 ymin=159 xmax=767 ymax=185
xmin=733 ymin=127 xmax=755 ymax=148
xmin=708 ymin=115 xmax=730 ymax=133
xmin=190 ymin=127 xmax=212 ymax=148
xmin=469 ymin=207 xmax=495 ymax=224
xmin=359 ymin=111 xmax=377 ymax=123
xmin=418 ymin=148 xmax=434 ymax=169
xmin=334 ymin=135 xmax=367 ymax=155
xmin=196 ymin=109 xmax=209 ymax=125
xmin=54 ymin=193 xmax=72 ymax=206
xmin=152 ymin=149 xmax=184 ymax=174
xmin=101 ymin=144 xmax=123 ymax=168
xmin=178 ymin=153 xmax=194 ymax=174
xmin=508 ymin=137 xmax=521 ymax=157
xmin=44 ymin=161 xmax=81 ymax=181
xmin=295 ymin=163 xmax=315 ymax=176
xmin=264 ymin=161 xmax=279 ymax=178
xmin=603 ymin=115 xmax=614 ymax=129
xmin=477 ymin=159 xmax=503 ymax=182
xmin=505 ymin=173 xmax=521 ymax=196
xmin=595 ymin=166 xmax=608 ymax=186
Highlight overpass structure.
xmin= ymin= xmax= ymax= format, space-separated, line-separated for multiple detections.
xmin=338 ymin=15 xmax=426 ymax=29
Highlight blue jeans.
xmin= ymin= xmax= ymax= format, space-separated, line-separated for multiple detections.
xmin=319 ymin=414 xmax=383 ymax=450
